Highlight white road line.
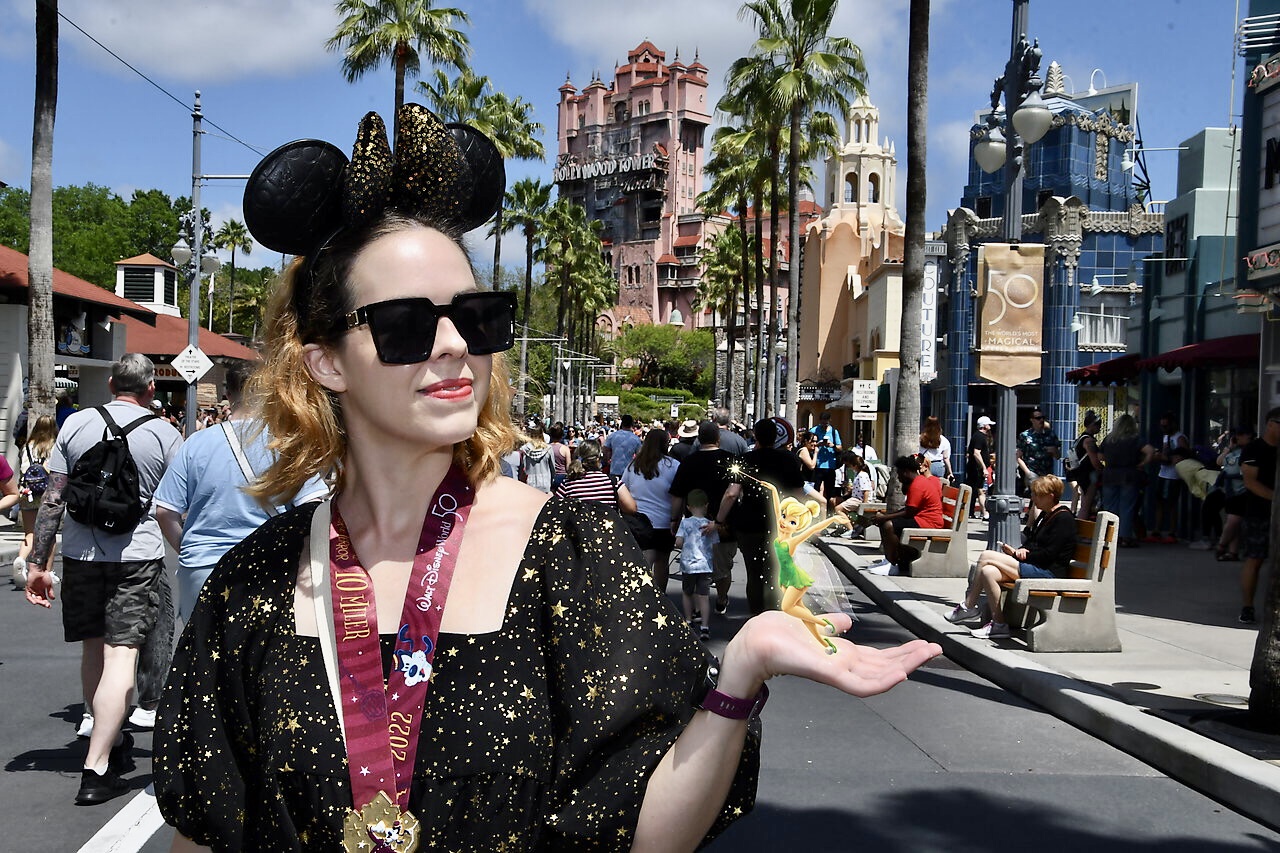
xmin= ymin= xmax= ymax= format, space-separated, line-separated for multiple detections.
xmin=77 ymin=784 xmax=167 ymax=853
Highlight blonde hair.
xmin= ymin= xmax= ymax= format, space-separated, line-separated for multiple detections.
xmin=1029 ymin=474 xmax=1065 ymax=500
xmin=567 ymin=440 xmax=603 ymax=480
xmin=778 ymin=496 xmax=822 ymax=531
xmin=247 ymin=214 xmax=518 ymax=505
xmin=26 ymin=414 xmax=58 ymax=460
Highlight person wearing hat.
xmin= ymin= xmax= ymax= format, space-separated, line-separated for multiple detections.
xmin=966 ymin=416 xmax=995 ymax=520
xmin=670 ymin=418 xmax=699 ymax=462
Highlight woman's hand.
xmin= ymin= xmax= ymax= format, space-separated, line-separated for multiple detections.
xmin=717 ymin=611 xmax=942 ymax=700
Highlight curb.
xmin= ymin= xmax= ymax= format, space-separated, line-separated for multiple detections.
xmin=816 ymin=538 xmax=1280 ymax=833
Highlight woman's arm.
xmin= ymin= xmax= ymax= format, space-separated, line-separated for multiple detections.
xmin=0 ymin=473 xmax=18 ymax=515
xmin=632 ymin=613 xmax=940 ymax=850
xmin=616 ymin=482 xmax=639 ymax=515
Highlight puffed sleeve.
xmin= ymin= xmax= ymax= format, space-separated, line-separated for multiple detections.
xmin=154 ymin=507 xmax=314 ymax=850
xmin=535 ymin=499 xmax=759 ymax=850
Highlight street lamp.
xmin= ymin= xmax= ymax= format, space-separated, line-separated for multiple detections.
xmin=973 ymin=0 xmax=1051 ymax=549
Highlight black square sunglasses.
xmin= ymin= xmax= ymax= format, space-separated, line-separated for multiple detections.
xmin=338 ymin=291 xmax=517 ymax=364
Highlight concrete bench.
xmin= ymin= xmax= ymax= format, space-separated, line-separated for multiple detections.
xmin=900 ymin=483 xmax=973 ymax=578
xmin=998 ymin=510 xmax=1121 ymax=652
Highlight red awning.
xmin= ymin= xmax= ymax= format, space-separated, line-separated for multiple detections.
xmin=1134 ymin=333 xmax=1260 ymax=372
xmin=673 ymin=235 xmax=700 ymax=247
xmin=1066 ymin=353 xmax=1140 ymax=385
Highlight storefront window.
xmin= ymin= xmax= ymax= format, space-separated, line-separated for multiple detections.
xmin=1205 ymin=368 xmax=1259 ymax=438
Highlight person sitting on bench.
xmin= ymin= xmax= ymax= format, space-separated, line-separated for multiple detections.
xmin=945 ymin=474 xmax=1076 ymax=638
xmin=866 ymin=455 xmax=943 ymax=575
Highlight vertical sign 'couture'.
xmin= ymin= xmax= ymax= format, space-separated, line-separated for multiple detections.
xmin=976 ymin=243 xmax=1045 ymax=387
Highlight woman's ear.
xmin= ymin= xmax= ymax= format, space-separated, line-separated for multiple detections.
xmin=303 ymin=343 xmax=347 ymax=394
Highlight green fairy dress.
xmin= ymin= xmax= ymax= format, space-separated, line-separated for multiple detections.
xmin=774 ymin=539 xmax=815 ymax=588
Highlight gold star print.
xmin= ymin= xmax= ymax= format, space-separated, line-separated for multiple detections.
xmin=593 ymin=625 xmax=603 ymax=638
xmin=260 ymin=600 xmax=274 ymax=614
xmin=640 ymin=571 xmax=653 ymax=586
xmin=550 ymin=532 xmax=563 ymax=544
xmin=286 ymin=717 xmax=301 ymax=733
xmin=586 ymin=686 xmax=599 ymax=700
xmin=733 ymin=807 xmax=743 ymax=816
xmin=551 ymin=601 xmax=567 ymax=618
xmin=281 ymin=762 xmax=293 ymax=773
xmin=221 ymin=587 xmax=231 ymax=601
xmin=250 ymin=595 xmax=263 ymax=611
xmin=522 ymin=567 xmax=537 ymax=581
xmin=447 ymin=647 xmax=458 ymax=657
xmin=521 ymin=686 xmax=534 ymax=700
xmin=653 ymin=613 xmax=668 ymax=628
xmin=210 ymin=650 xmax=220 ymax=661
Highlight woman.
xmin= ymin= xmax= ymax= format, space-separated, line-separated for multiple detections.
xmin=918 ymin=416 xmax=953 ymax=481
xmin=547 ymin=422 xmax=571 ymax=490
xmin=155 ymin=105 xmax=937 ymax=852
xmin=13 ymin=414 xmax=56 ymax=586
xmin=1098 ymin=413 xmax=1145 ymax=547
xmin=796 ymin=430 xmax=822 ymax=495
xmin=945 ymin=474 xmax=1076 ymax=639
xmin=1210 ymin=426 xmax=1253 ymax=561
xmin=830 ymin=451 xmax=875 ymax=533
xmin=621 ymin=427 xmax=680 ymax=591
xmin=0 ymin=447 xmax=21 ymax=583
xmin=1069 ymin=410 xmax=1104 ymax=519
xmin=518 ymin=420 xmax=556 ymax=493
xmin=555 ymin=440 xmax=639 ymax=514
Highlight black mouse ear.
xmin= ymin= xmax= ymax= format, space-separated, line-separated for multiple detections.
xmin=242 ymin=139 xmax=348 ymax=255
xmin=447 ymin=123 xmax=506 ymax=232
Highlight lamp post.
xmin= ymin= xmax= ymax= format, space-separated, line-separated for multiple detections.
xmin=972 ymin=0 xmax=1053 ymax=549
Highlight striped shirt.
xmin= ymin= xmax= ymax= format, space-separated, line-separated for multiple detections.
xmin=555 ymin=470 xmax=618 ymax=507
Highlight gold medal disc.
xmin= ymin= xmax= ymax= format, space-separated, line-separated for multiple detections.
xmin=342 ymin=790 xmax=420 ymax=852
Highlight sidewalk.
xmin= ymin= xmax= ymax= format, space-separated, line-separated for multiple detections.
xmin=814 ymin=517 xmax=1280 ymax=832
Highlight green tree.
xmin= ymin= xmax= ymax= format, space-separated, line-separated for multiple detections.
xmin=738 ymin=0 xmax=867 ymax=416
xmin=126 ymin=189 xmax=181 ymax=260
xmin=610 ymin=324 xmax=714 ymax=396
xmin=50 ymin=184 xmax=129 ymax=286
xmin=327 ymin=0 xmax=471 ymax=135
xmin=418 ymin=69 xmax=545 ymax=288
xmin=538 ymin=198 xmax=604 ymax=341
xmin=212 ymin=219 xmax=253 ymax=334
xmin=27 ymin=0 xmax=58 ymax=421
xmin=504 ymin=178 xmax=552 ymax=325
xmin=0 ymin=186 xmax=32 ymax=251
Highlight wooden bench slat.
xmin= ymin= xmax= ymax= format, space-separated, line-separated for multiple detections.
xmin=1060 ymin=591 xmax=1092 ymax=599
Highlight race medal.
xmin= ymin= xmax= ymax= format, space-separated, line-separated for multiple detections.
xmin=342 ymin=790 xmax=420 ymax=852
xmin=329 ymin=465 xmax=473 ymax=853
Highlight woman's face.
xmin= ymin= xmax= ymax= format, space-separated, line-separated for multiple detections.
xmin=308 ymin=226 xmax=491 ymax=456
xmin=1030 ymin=489 xmax=1059 ymax=511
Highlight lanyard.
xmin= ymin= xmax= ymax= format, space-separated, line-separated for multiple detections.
xmin=321 ymin=464 xmax=473 ymax=813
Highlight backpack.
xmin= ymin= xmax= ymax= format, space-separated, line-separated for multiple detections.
xmin=19 ymin=444 xmax=50 ymax=499
xmin=1064 ymin=433 xmax=1091 ymax=482
xmin=63 ymin=406 xmax=156 ymax=534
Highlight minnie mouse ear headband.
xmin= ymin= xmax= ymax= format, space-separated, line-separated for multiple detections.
xmin=242 ymin=103 xmax=505 ymax=325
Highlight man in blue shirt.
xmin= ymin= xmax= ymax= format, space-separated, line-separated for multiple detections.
xmin=154 ymin=367 xmax=328 ymax=621
xmin=811 ymin=411 xmax=843 ymax=499
xmin=603 ymin=413 xmax=643 ymax=477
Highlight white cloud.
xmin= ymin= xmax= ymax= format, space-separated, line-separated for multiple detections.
xmin=57 ymin=0 xmax=339 ymax=83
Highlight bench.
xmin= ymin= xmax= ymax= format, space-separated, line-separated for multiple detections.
xmin=997 ymin=510 xmax=1121 ymax=652
xmin=900 ymin=483 xmax=973 ymax=578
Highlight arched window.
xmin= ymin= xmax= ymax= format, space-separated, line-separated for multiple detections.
xmin=853 ymin=121 xmax=861 ymax=143
xmin=844 ymin=173 xmax=858 ymax=203
xmin=868 ymin=173 xmax=880 ymax=204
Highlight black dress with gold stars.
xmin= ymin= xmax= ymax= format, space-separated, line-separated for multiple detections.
xmin=155 ymin=497 xmax=759 ymax=851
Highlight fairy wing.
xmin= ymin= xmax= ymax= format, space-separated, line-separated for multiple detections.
xmin=792 ymin=540 xmax=859 ymax=622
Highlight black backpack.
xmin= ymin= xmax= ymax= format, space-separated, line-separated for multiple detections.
xmin=64 ymin=406 xmax=155 ymax=534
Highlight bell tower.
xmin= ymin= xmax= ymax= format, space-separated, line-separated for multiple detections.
xmin=824 ymin=92 xmax=902 ymax=239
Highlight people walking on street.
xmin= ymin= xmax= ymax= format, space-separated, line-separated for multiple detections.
xmin=602 ymin=413 xmax=642 ymax=476
xmin=670 ymin=420 xmax=741 ymax=614
xmin=547 ymin=423 xmax=571 ymax=490
xmin=1068 ymin=410 xmax=1104 ymax=519
xmin=555 ymin=440 xmax=638 ymax=513
xmin=25 ymin=353 xmax=182 ymax=805
xmin=1214 ymin=426 xmax=1254 ymax=561
xmin=669 ymin=418 xmax=699 ymax=462
xmin=1016 ymin=407 xmax=1060 ymax=498
xmin=810 ymin=410 xmax=843 ymax=497
xmin=707 ymin=406 xmax=749 ymax=455
xmin=946 ymin=474 xmax=1077 ymax=639
xmin=11 ymin=413 xmax=52 ymax=586
xmin=830 ymin=451 xmax=875 ymax=532
xmin=518 ymin=421 xmax=556 ymax=493
xmin=966 ymin=415 xmax=995 ymax=519
xmin=152 ymin=108 xmax=938 ymax=850
xmin=153 ymin=365 xmax=329 ymax=623
xmin=1145 ymin=412 xmax=1190 ymax=543
xmin=796 ymin=429 xmax=822 ymax=495
xmin=1099 ymin=413 xmax=1146 ymax=548
xmin=674 ymin=489 xmax=717 ymax=640
xmin=621 ymin=427 xmax=679 ymax=591
xmin=918 ymin=415 xmax=952 ymax=481
xmin=1236 ymin=409 xmax=1278 ymax=624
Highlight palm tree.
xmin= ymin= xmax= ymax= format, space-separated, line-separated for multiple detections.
xmin=417 ymin=70 xmax=546 ymax=288
xmin=503 ymin=177 xmax=552 ymax=415
xmin=327 ymin=0 xmax=471 ymax=136
xmin=213 ymin=219 xmax=252 ymax=335
xmin=892 ymin=0 xmax=930 ymax=490
xmin=26 ymin=0 xmax=58 ymax=422
xmin=538 ymin=198 xmax=599 ymax=340
xmin=738 ymin=0 xmax=867 ymax=417
xmin=699 ymin=142 xmax=753 ymax=415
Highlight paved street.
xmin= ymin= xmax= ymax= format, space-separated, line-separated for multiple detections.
xmin=1 ymin=526 xmax=1278 ymax=851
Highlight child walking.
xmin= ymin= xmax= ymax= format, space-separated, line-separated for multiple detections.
xmin=675 ymin=489 xmax=718 ymax=641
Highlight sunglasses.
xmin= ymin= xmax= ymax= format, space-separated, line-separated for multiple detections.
xmin=339 ymin=291 xmax=517 ymax=364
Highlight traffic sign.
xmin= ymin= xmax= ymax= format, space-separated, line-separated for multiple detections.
xmin=851 ymin=379 xmax=877 ymax=412
xmin=172 ymin=345 xmax=214 ymax=384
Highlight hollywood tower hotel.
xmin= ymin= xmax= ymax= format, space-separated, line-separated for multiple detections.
xmin=555 ymin=41 xmax=713 ymax=335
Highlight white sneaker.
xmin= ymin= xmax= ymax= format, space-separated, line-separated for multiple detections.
xmin=128 ymin=706 xmax=156 ymax=729
xmin=864 ymin=559 xmax=893 ymax=575
xmin=77 ymin=712 xmax=94 ymax=739
xmin=971 ymin=621 xmax=1011 ymax=639
xmin=11 ymin=556 xmax=26 ymax=589
xmin=945 ymin=603 xmax=981 ymax=623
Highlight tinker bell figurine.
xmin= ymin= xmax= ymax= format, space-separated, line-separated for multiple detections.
xmin=745 ymin=475 xmax=851 ymax=654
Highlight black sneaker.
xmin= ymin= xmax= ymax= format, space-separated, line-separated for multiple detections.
xmin=714 ymin=598 xmax=728 ymax=615
xmin=109 ymin=731 xmax=135 ymax=774
xmin=75 ymin=767 xmax=130 ymax=806
xmin=1239 ymin=607 xmax=1257 ymax=624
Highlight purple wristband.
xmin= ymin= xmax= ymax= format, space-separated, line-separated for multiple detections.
xmin=698 ymin=683 xmax=769 ymax=720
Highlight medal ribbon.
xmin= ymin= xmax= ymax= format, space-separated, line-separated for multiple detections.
xmin=329 ymin=464 xmax=473 ymax=812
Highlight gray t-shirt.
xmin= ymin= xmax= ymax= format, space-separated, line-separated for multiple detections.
xmin=49 ymin=400 xmax=183 ymax=562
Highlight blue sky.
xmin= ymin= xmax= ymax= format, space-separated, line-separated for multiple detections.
xmin=0 ymin=0 xmax=1246 ymax=269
